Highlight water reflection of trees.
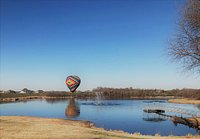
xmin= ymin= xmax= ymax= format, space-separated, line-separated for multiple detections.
xmin=45 ymin=98 xmax=67 ymax=104
xmin=65 ymin=98 xmax=80 ymax=118
xmin=196 ymin=104 xmax=200 ymax=110
xmin=143 ymin=113 xmax=167 ymax=122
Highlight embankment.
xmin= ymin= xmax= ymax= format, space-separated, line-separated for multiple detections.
xmin=168 ymin=99 xmax=200 ymax=104
xmin=1 ymin=116 xmax=199 ymax=139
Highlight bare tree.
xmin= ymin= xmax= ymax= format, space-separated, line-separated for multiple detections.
xmin=169 ymin=0 xmax=200 ymax=74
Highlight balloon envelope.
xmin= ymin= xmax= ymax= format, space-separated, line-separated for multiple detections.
xmin=65 ymin=75 xmax=81 ymax=92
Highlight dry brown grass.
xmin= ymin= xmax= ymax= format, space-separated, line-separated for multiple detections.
xmin=168 ymin=99 xmax=200 ymax=104
xmin=1 ymin=116 xmax=200 ymax=139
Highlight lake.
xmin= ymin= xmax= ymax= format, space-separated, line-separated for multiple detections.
xmin=0 ymin=99 xmax=199 ymax=136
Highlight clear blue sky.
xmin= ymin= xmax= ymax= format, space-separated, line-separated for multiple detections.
xmin=1 ymin=0 xmax=199 ymax=91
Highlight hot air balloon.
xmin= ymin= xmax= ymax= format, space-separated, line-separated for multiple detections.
xmin=65 ymin=75 xmax=81 ymax=93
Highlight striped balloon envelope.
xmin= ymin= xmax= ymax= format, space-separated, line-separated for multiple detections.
xmin=65 ymin=75 xmax=81 ymax=92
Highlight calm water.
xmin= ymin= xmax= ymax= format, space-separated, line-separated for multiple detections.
xmin=0 ymin=99 xmax=200 ymax=136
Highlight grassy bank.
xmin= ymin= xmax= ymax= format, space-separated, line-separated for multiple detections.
xmin=1 ymin=116 xmax=199 ymax=139
xmin=168 ymin=99 xmax=200 ymax=104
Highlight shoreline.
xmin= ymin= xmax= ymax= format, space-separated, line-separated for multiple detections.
xmin=1 ymin=116 xmax=199 ymax=139
xmin=0 ymin=96 xmax=72 ymax=103
xmin=1 ymin=96 xmax=199 ymax=105
xmin=168 ymin=99 xmax=200 ymax=105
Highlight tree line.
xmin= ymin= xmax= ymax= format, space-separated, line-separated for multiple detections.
xmin=77 ymin=87 xmax=200 ymax=99
xmin=1 ymin=87 xmax=199 ymax=100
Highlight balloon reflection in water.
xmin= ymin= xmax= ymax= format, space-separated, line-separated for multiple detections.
xmin=65 ymin=98 xmax=80 ymax=118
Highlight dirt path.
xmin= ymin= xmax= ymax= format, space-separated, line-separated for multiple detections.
xmin=0 ymin=116 xmax=199 ymax=139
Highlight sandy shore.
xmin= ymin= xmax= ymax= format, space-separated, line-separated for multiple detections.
xmin=168 ymin=99 xmax=200 ymax=104
xmin=0 ymin=116 xmax=199 ymax=139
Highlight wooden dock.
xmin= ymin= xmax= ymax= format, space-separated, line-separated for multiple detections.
xmin=143 ymin=108 xmax=200 ymax=130
xmin=144 ymin=104 xmax=200 ymax=117
xmin=143 ymin=109 xmax=165 ymax=114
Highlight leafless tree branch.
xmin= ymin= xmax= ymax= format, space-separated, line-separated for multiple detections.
xmin=168 ymin=0 xmax=200 ymax=74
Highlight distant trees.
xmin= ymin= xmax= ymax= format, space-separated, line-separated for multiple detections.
xmin=1 ymin=87 xmax=200 ymax=100
xmin=77 ymin=87 xmax=200 ymax=100
xmin=168 ymin=0 xmax=200 ymax=74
